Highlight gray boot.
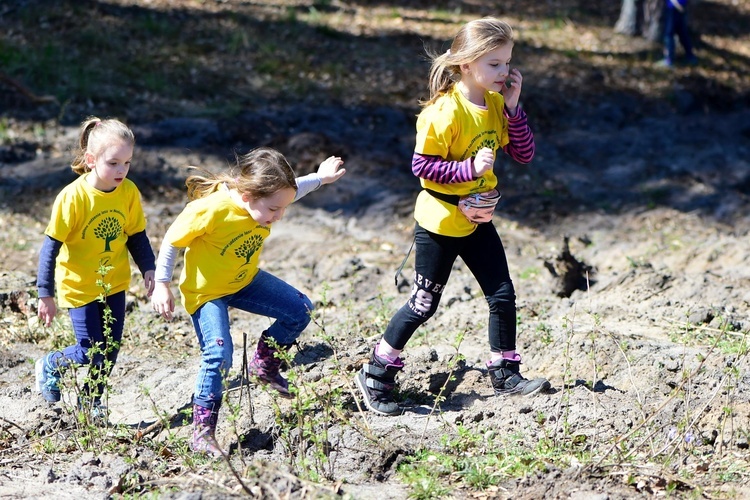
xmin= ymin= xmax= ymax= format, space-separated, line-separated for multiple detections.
xmin=355 ymin=349 xmax=404 ymax=416
xmin=487 ymin=359 xmax=550 ymax=397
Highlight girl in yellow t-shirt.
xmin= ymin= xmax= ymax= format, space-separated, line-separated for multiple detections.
xmin=152 ymin=147 xmax=345 ymax=457
xmin=35 ymin=117 xmax=156 ymax=418
xmin=355 ymin=18 xmax=550 ymax=416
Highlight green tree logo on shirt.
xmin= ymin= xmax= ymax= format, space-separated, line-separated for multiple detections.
xmin=234 ymin=234 xmax=263 ymax=265
xmin=472 ymin=138 xmax=497 ymax=158
xmin=93 ymin=216 xmax=122 ymax=253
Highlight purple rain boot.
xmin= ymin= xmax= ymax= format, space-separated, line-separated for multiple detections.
xmin=248 ymin=332 xmax=293 ymax=398
xmin=190 ymin=403 xmax=222 ymax=457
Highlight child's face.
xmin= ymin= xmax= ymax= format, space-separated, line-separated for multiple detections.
xmin=462 ymin=43 xmax=514 ymax=93
xmin=86 ymin=140 xmax=133 ymax=192
xmin=242 ymin=187 xmax=296 ymax=226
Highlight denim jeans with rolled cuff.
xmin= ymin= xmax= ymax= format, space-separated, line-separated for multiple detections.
xmin=190 ymin=269 xmax=313 ymax=409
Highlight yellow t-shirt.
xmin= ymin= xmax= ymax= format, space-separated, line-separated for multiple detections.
xmin=164 ymin=189 xmax=269 ymax=314
xmin=414 ymin=86 xmax=510 ymax=237
xmin=45 ymin=175 xmax=148 ymax=308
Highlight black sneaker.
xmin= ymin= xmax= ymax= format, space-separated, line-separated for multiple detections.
xmin=487 ymin=358 xmax=550 ymax=396
xmin=355 ymin=350 xmax=404 ymax=416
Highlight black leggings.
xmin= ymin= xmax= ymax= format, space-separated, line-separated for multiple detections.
xmin=383 ymin=223 xmax=516 ymax=353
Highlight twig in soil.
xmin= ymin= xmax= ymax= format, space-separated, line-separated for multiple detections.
xmin=211 ymin=443 xmax=255 ymax=496
xmin=135 ymin=401 xmax=192 ymax=439
xmin=306 ymin=311 xmax=374 ymax=435
xmin=186 ymin=472 xmax=244 ymax=495
xmin=640 ymin=284 xmax=673 ymax=302
xmin=591 ymin=325 xmax=725 ymax=468
xmin=661 ymin=318 xmax=748 ymax=338
xmin=420 ymin=333 xmax=465 ymax=440
xmin=600 ymin=465 xmax=717 ymax=499
xmin=0 ymin=416 xmax=26 ymax=435
xmin=0 ymin=72 xmax=59 ymax=104
xmin=238 ymin=332 xmax=255 ymax=424
xmin=655 ymin=367 xmax=728 ymax=460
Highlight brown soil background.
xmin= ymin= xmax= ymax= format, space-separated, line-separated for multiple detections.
xmin=1 ymin=0 xmax=749 ymax=498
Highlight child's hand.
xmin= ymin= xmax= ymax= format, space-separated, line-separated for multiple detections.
xmin=317 ymin=156 xmax=346 ymax=185
xmin=473 ymin=147 xmax=495 ymax=177
xmin=152 ymin=282 xmax=176 ymax=320
xmin=38 ymin=296 xmax=57 ymax=328
xmin=501 ymin=67 xmax=523 ymax=117
xmin=143 ymin=270 xmax=155 ymax=297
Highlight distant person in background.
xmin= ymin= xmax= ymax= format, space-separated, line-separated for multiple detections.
xmin=151 ymin=147 xmax=345 ymax=457
xmin=354 ymin=17 xmax=550 ymax=417
xmin=35 ymin=117 xmax=156 ymax=419
xmin=660 ymin=0 xmax=698 ymax=67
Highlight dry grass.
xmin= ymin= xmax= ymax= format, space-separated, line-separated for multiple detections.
xmin=1 ymin=0 xmax=748 ymax=127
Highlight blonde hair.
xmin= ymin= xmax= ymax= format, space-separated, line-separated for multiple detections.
xmin=185 ymin=147 xmax=297 ymax=201
xmin=422 ymin=17 xmax=514 ymax=107
xmin=71 ymin=117 xmax=135 ymax=175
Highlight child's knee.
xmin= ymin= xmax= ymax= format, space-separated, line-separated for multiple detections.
xmin=292 ymin=292 xmax=314 ymax=328
xmin=486 ymin=282 xmax=516 ymax=310
xmin=219 ymin=344 xmax=234 ymax=369
xmin=408 ymin=286 xmax=441 ymax=320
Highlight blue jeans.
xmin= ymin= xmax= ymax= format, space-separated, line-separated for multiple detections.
xmin=664 ymin=6 xmax=694 ymax=62
xmin=190 ymin=269 xmax=313 ymax=408
xmin=48 ymin=291 xmax=126 ymax=398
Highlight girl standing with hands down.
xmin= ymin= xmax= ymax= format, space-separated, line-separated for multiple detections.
xmin=151 ymin=147 xmax=345 ymax=456
xmin=356 ymin=18 xmax=550 ymax=416
xmin=35 ymin=117 xmax=156 ymax=414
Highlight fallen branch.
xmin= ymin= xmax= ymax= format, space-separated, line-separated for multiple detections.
xmin=135 ymin=401 xmax=192 ymax=439
xmin=0 ymin=72 xmax=58 ymax=104
xmin=661 ymin=318 xmax=749 ymax=339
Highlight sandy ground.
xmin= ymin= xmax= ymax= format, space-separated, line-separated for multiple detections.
xmin=1 ymin=96 xmax=749 ymax=498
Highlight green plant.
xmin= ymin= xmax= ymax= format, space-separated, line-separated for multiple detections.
xmin=668 ymin=311 xmax=748 ymax=356
xmin=420 ymin=332 xmax=465 ymax=439
xmin=39 ymin=436 xmax=63 ymax=454
xmin=63 ymin=261 xmax=120 ymax=449
xmin=399 ymin=428 xmax=588 ymax=498
xmin=591 ymin=313 xmax=750 ymax=494
xmin=398 ymin=450 xmax=451 ymax=499
xmin=519 ymin=266 xmax=540 ymax=280
xmin=626 ymin=255 xmax=650 ymax=268
xmin=266 ymin=301 xmax=352 ymax=481
xmin=535 ymin=321 xmax=554 ymax=345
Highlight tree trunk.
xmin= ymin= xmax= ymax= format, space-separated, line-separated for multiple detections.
xmin=643 ymin=0 xmax=664 ymax=43
xmin=614 ymin=0 xmax=664 ymax=42
xmin=614 ymin=0 xmax=642 ymax=36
